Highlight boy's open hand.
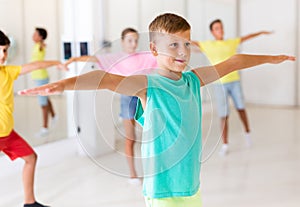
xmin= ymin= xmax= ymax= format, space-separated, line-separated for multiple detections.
xmin=18 ymin=81 xmax=65 ymax=96
xmin=271 ymin=55 xmax=296 ymax=64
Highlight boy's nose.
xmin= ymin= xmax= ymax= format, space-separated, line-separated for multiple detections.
xmin=178 ymin=48 xmax=188 ymax=57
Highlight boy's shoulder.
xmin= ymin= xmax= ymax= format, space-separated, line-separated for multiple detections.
xmin=1 ymin=65 xmax=22 ymax=71
xmin=0 ymin=65 xmax=22 ymax=80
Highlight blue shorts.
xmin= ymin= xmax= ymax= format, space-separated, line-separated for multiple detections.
xmin=214 ymin=81 xmax=245 ymax=117
xmin=120 ymin=95 xmax=138 ymax=120
xmin=34 ymin=78 xmax=49 ymax=106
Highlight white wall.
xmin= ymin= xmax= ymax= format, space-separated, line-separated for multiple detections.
xmin=188 ymin=0 xmax=237 ymax=41
xmin=103 ymin=0 xmax=139 ymax=41
xmin=104 ymin=0 xmax=187 ymax=41
xmin=239 ymin=0 xmax=297 ymax=106
xmin=139 ymin=0 xmax=187 ymax=32
xmin=298 ymin=0 xmax=300 ymax=106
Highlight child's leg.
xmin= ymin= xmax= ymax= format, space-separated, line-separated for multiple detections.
xmin=47 ymin=98 xmax=55 ymax=118
xmin=221 ymin=116 xmax=229 ymax=144
xmin=35 ymin=79 xmax=51 ymax=129
xmin=229 ymin=81 xmax=251 ymax=133
xmin=41 ymin=105 xmax=49 ymax=128
xmin=237 ymin=109 xmax=250 ymax=132
xmin=123 ymin=119 xmax=137 ymax=178
xmin=22 ymin=153 xmax=38 ymax=204
xmin=214 ymin=84 xmax=230 ymax=144
xmin=230 ymin=81 xmax=252 ymax=146
xmin=120 ymin=95 xmax=139 ymax=179
xmin=1 ymin=130 xmax=41 ymax=205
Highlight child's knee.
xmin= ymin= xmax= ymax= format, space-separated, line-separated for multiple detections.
xmin=23 ymin=152 xmax=37 ymax=163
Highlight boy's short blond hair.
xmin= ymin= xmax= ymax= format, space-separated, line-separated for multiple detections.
xmin=149 ymin=13 xmax=191 ymax=41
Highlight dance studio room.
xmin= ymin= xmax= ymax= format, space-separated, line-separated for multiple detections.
xmin=0 ymin=0 xmax=299 ymax=206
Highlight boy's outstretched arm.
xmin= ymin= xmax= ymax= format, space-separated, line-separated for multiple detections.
xmin=20 ymin=60 xmax=67 ymax=75
xmin=19 ymin=70 xmax=147 ymax=99
xmin=64 ymin=55 xmax=99 ymax=66
xmin=192 ymin=54 xmax=295 ymax=86
xmin=241 ymin=31 xmax=273 ymax=43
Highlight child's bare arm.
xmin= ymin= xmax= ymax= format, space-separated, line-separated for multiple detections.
xmin=19 ymin=70 xmax=148 ymax=99
xmin=64 ymin=55 xmax=99 ymax=66
xmin=192 ymin=54 xmax=295 ymax=86
xmin=190 ymin=41 xmax=202 ymax=53
xmin=241 ymin=31 xmax=273 ymax=43
xmin=20 ymin=60 xmax=67 ymax=75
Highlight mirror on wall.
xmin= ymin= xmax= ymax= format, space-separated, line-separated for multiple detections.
xmin=0 ymin=0 xmax=68 ymax=151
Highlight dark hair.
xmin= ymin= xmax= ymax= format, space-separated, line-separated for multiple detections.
xmin=121 ymin=28 xmax=138 ymax=40
xmin=209 ymin=19 xmax=222 ymax=31
xmin=0 ymin=30 xmax=10 ymax=46
xmin=36 ymin=27 xmax=47 ymax=40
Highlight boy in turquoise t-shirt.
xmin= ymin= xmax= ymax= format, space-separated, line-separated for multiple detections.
xmin=19 ymin=13 xmax=295 ymax=207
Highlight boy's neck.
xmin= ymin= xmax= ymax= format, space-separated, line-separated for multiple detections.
xmin=157 ymin=68 xmax=182 ymax=80
xmin=214 ymin=36 xmax=224 ymax=41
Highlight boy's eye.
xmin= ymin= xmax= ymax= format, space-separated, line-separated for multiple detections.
xmin=185 ymin=42 xmax=191 ymax=47
xmin=169 ymin=43 xmax=178 ymax=48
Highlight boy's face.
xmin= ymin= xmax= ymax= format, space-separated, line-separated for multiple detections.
xmin=211 ymin=22 xmax=224 ymax=40
xmin=151 ymin=30 xmax=191 ymax=73
xmin=0 ymin=45 xmax=9 ymax=65
xmin=32 ymin=30 xmax=42 ymax=43
xmin=122 ymin=32 xmax=139 ymax=54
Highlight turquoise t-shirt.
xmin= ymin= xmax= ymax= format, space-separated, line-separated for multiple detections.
xmin=135 ymin=71 xmax=202 ymax=199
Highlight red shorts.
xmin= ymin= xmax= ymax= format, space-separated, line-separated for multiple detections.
xmin=0 ymin=130 xmax=35 ymax=160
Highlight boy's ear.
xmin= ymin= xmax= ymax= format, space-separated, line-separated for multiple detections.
xmin=150 ymin=42 xmax=158 ymax=56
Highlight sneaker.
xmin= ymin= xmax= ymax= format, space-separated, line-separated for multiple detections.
xmin=50 ymin=115 xmax=58 ymax=128
xmin=219 ymin=144 xmax=229 ymax=156
xmin=244 ymin=132 xmax=252 ymax=147
xmin=128 ymin=178 xmax=142 ymax=186
xmin=35 ymin=127 xmax=49 ymax=138
xmin=24 ymin=201 xmax=50 ymax=207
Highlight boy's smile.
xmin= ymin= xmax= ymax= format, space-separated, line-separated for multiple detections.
xmin=151 ymin=30 xmax=191 ymax=79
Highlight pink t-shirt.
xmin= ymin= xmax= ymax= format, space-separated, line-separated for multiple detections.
xmin=96 ymin=51 xmax=157 ymax=76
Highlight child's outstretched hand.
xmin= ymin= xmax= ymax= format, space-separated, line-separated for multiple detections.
xmin=18 ymin=81 xmax=65 ymax=96
xmin=261 ymin=31 xmax=274 ymax=35
xmin=64 ymin=57 xmax=76 ymax=67
xmin=57 ymin=63 xmax=69 ymax=71
xmin=270 ymin=55 xmax=296 ymax=64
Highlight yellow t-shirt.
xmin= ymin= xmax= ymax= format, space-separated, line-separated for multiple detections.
xmin=0 ymin=65 xmax=21 ymax=137
xmin=199 ymin=38 xmax=241 ymax=83
xmin=30 ymin=43 xmax=48 ymax=80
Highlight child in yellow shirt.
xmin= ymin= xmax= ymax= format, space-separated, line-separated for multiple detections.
xmin=0 ymin=30 xmax=66 ymax=207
